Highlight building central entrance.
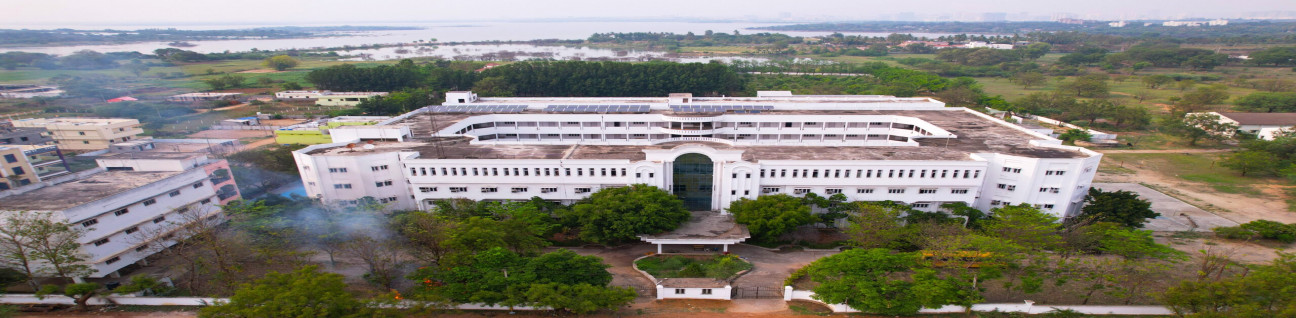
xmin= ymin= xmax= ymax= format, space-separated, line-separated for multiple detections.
xmin=672 ymin=153 xmax=714 ymax=211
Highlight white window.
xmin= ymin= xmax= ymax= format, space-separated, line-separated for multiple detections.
xmin=419 ymin=187 xmax=437 ymax=193
xmin=918 ymin=189 xmax=937 ymax=194
xmin=124 ymin=226 xmax=139 ymax=234
xmin=328 ymin=168 xmax=348 ymax=173
xmin=1002 ymin=167 xmax=1022 ymax=173
xmin=481 ymin=187 xmax=498 ymax=193
xmin=911 ymin=203 xmax=930 ymax=208
xmin=113 ymin=209 xmax=129 ymax=216
xmin=857 ymin=188 xmax=874 ymax=194
xmin=333 ymin=184 xmax=352 ymax=189
xmin=990 ymin=200 xmax=1002 ymax=206
xmin=762 ymin=187 xmax=781 ymax=194
xmin=825 ymin=188 xmax=842 ymax=195
xmin=152 ymin=216 xmax=166 ymax=224
xmin=1043 ymin=204 xmax=1055 ymax=209
xmin=105 ymin=256 xmax=120 ymax=264
xmin=449 ymin=187 xmax=467 ymax=193
xmin=997 ymin=184 xmax=1015 ymax=191
xmin=541 ymin=187 xmax=558 ymax=193
xmin=701 ymin=289 xmax=713 ymax=295
xmin=143 ymin=198 xmax=157 ymax=206
xmin=512 ymin=187 xmax=528 ymax=193
xmin=92 ymin=238 xmax=110 ymax=246
xmin=674 ymin=289 xmax=685 ymax=294
xmin=951 ymin=189 xmax=969 ymax=194
xmin=371 ymin=165 xmax=389 ymax=171
xmin=575 ymin=188 xmax=592 ymax=194
xmin=1045 ymin=170 xmax=1067 ymax=176
xmin=192 ymin=182 xmax=203 ymax=188
xmin=793 ymin=188 xmax=810 ymax=195
xmin=81 ymin=219 xmax=98 ymax=227
xmin=888 ymin=188 xmax=905 ymax=194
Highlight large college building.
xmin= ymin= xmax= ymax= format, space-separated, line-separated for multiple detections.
xmin=293 ymin=91 xmax=1101 ymax=218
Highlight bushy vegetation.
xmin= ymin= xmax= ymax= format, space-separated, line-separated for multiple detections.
xmin=1213 ymin=220 xmax=1296 ymax=243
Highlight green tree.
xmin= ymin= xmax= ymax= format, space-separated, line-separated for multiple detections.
xmin=1011 ymin=71 xmax=1047 ymax=89
xmin=444 ymin=216 xmax=548 ymax=259
xmin=203 ymin=74 xmax=245 ymax=91
xmin=36 ymin=283 xmax=100 ymax=312
xmin=1079 ymin=188 xmax=1160 ymax=228
xmin=1142 ymin=74 xmax=1174 ymax=89
xmin=1234 ymin=92 xmax=1296 ymax=113
xmin=1058 ymin=129 xmax=1092 ymax=144
xmin=1162 ymin=113 xmax=1237 ymax=146
xmin=1174 ymin=84 xmax=1231 ymax=113
xmin=523 ymin=283 xmax=636 ymax=314
xmin=1159 ymin=253 xmax=1296 ymax=317
xmin=262 ymin=55 xmax=299 ymax=71
xmin=727 ymin=194 xmax=814 ymax=243
xmin=563 ymin=184 xmax=690 ymax=244
xmin=1220 ymin=150 xmax=1279 ymax=177
xmin=526 ymin=249 xmax=613 ymax=286
xmin=1059 ymin=74 xmax=1110 ymax=98
xmin=804 ymin=248 xmax=979 ymax=315
xmin=13 ymin=213 xmax=93 ymax=281
xmin=842 ymin=201 xmax=908 ymax=249
xmin=280 ymin=81 xmax=303 ymax=90
xmin=983 ymin=204 xmax=1061 ymax=251
xmin=199 ymin=266 xmax=367 ymax=318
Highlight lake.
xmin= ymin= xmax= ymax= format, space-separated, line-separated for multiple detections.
xmin=0 ymin=21 xmax=972 ymax=62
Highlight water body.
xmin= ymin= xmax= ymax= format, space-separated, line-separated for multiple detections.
xmin=0 ymin=21 xmax=971 ymax=62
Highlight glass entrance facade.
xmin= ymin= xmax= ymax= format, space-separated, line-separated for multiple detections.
xmin=672 ymin=153 xmax=714 ymax=211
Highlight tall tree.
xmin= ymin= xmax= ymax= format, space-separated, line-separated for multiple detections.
xmin=983 ymin=204 xmax=1061 ymax=251
xmin=804 ymin=248 xmax=979 ymax=315
xmin=199 ymin=266 xmax=368 ymax=318
xmin=262 ymin=55 xmax=299 ymax=71
xmin=1163 ymin=113 xmax=1238 ymax=146
xmin=727 ymin=194 xmax=814 ymax=243
xmin=562 ymin=184 xmax=690 ymax=244
xmin=842 ymin=201 xmax=908 ymax=249
xmin=1079 ymin=189 xmax=1159 ymax=228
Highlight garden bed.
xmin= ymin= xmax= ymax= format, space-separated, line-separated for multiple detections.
xmin=634 ymin=255 xmax=752 ymax=280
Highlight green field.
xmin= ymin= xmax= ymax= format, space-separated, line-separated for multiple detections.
xmin=1103 ymin=152 xmax=1274 ymax=196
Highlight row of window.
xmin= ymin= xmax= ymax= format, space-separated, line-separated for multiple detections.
xmin=760 ymin=168 xmax=981 ymax=180
xmin=409 ymin=166 xmax=632 ymax=178
xmin=475 ymin=133 xmax=912 ymax=143
xmin=762 ymin=187 xmax=972 ymax=195
xmin=988 ymin=200 xmax=1056 ymax=209
xmin=418 ymin=186 xmax=589 ymax=194
xmin=80 ymin=182 xmax=206 ymax=228
xmin=1003 ymin=167 xmax=1068 ymax=176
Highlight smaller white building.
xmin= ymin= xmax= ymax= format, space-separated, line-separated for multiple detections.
xmin=1207 ymin=112 xmax=1296 ymax=140
xmin=656 ymin=278 xmax=732 ymax=300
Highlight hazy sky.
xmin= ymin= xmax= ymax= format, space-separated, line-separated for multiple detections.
xmin=4 ymin=0 xmax=1295 ymax=27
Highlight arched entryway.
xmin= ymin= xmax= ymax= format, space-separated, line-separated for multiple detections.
xmin=672 ymin=153 xmax=714 ymax=211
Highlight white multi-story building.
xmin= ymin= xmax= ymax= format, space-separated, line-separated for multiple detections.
xmin=293 ymin=91 xmax=1102 ymax=218
xmin=0 ymin=152 xmax=240 ymax=278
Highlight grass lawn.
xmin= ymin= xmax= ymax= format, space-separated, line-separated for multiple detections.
xmin=635 ymin=254 xmax=752 ymax=280
xmin=1102 ymin=152 xmax=1276 ymax=196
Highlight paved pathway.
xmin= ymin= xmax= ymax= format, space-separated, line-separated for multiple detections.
xmin=1092 ymin=183 xmax=1239 ymax=231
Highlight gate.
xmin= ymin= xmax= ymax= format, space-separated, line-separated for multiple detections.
xmin=732 ymin=286 xmax=784 ymax=299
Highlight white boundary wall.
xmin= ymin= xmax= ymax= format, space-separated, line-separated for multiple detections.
xmin=783 ymin=286 xmax=1173 ymax=315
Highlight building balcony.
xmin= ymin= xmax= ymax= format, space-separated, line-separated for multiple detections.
xmin=657 ymin=127 xmax=714 ymax=135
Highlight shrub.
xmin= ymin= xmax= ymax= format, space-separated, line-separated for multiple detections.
xmin=1213 ymin=226 xmax=1256 ymax=240
xmin=1214 ymin=220 xmax=1296 ymax=243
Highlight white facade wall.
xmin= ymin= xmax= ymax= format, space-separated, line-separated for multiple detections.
xmin=329 ymin=126 xmax=413 ymax=143
xmin=293 ymin=147 xmax=415 ymax=209
xmin=656 ymin=285 xmax=732 ymax=300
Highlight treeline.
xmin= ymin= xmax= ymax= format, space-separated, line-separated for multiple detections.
xmin=0 ymin=48 xmax=336 ymax=70
xmin=756 ymin=21 xmax=1296 ymax=44
xmin=0 ymin=26 xmax=416 ymax=46
xmin=588 ymin=31 xmax=799 ymax=46
xmin=307 ymin=59 xmax=984 ymax=115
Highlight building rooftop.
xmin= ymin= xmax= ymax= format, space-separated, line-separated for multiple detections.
xmin=307 ymin=108 xmax=1088 ymax=160
xmin=1217 ymin=112 xmax=1296 ymax=126
xmin=13 ymin=118 xmax=139 ymax=126
xmin=0 ymin=170 xmax=181 ymax=211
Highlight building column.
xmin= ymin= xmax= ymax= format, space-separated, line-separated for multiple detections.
xmin=722 ymin=244 xmax=729 ymax=252
xmin=657 ymin=244 xmax=663 ymax=254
